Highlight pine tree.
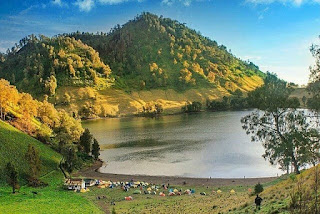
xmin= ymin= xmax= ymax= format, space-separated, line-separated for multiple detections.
xmin=62 ymin=145 xmax=78 ymax=176
xmin=25 ymin=144 xmax=41 ymax=182
xmin=80 ymin=128 xmax=93 ymax=155
xmin=92 ymin=138 xmax=100 ymax=160
xmin=5 ymin=162 xmax=19 ymax=193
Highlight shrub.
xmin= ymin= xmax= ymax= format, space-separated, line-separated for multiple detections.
xmin=254 ymin=183 xmax=264 ymax=194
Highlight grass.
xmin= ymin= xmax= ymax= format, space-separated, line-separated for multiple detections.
xmin=81 ymin=183 xmax=255 ymax=213
xmin=0 ymin=171 xmax=103 ymax=214
xmin=0 ymin=120 xmax=61 ymax=182
xmin=0 ymin=120 xmax=103 ymax=214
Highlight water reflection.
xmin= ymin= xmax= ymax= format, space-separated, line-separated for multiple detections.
xmin=83 ymin=111 xmax=283 ymax=178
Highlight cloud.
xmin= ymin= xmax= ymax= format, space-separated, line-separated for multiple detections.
xmin=162 ymin=0 xmax=205 ymax=6
xmin=258 ymin=7 xmax=269 ymax=19
xmin=74 ymin=0 xmax=95 ymax=12
xmin=245 ymin=0 xmax=320 ymax=6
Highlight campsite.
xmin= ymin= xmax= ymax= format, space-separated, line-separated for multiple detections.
xmin=1 ymin=1 xmax=320 ymax=213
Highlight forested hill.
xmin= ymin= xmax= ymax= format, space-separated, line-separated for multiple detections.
xmin=0 ymin=36 xmax=113 ymax=97
xmin=0 ymin=12 xmax=264 ymax=98
xmin=68 ymin=12 xmax=264 ymax=91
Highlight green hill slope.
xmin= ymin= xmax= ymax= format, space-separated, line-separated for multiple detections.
xmin=0 ymin=36 xmax=113 ymax=97
xmin=0 ymin=12 xmax=263 ymax=98
xmin=234 ymin=165 xmax=320 ymax=213
xmin=0 ymin=120 xmax=61 ymax=182
xmin=69 ymin=12 xmax=264 ymax=92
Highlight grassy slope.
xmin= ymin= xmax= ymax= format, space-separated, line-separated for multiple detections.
xmin=78 ymin=166 xmax=319 ymax=214
xmin=0 ymin=121 xmax=103 ymax=214
xmin=0 ymin=120 xmax=60 ymax=181
xmin=234 ymin=165 xmax=320 ymax=214
xmin=0 ymin=171 xmax=103 ymax=214
xmin=55 ymin=76 xmax=263 ymax=117
xmin=79 ymin=177 xmax=285 ymax=214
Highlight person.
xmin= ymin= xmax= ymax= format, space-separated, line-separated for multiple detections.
xmin=255 ymin=195 xmax=263 ymax=210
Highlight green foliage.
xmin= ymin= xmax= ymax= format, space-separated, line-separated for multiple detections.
xmin=61 ymin=145 xmax=78 ymax=176
xmin=5 ymin=162 xmax=19 ymax=193
xmin=241 ymin=73 xmax=319 ymax=174
xmin=80 ymin=128 xmax=93 ymax=155
xmin=254 ymin=183 xmax=264 ymax=194
xmin=25 ymin=144 xmax=41 ymax=183
xmin=182 ymin=101 xmax=202 ymax=112
xmin=0 ymin=35 xmax=113 ymax=96
xmin=92 ymin=138 xmax=100 ymax=160
xmin=0 ymin=120 xmax=61 ymax=183
xmin=207 ymin=94 xmax=248 ymax=111
xmin=67 ymin=12 xmax=264 ymax=91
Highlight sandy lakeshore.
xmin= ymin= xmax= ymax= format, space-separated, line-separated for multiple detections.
xmin=75 ymin=161 xmax=277 ymax=186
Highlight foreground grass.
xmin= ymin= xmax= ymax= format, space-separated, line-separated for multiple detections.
xmin=0 ymin=171 xmax=103 ymax=214
xmin=0 ymin=120 xmax=61 ymax=182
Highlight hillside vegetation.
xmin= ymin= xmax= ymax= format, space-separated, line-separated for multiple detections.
xmin=0 ymin=35 xmax=113 ymax=97
xmin=0 ymin=121 xmax=102 ymax=213
xmin=0 ymin=13 xmax=264 ymax=117
xmin=69 ymin=12 xmax=264 ymax=92
xmin=0 ymin=120 xmax=61 ymax=182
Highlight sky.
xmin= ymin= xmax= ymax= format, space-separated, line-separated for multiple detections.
xmin=0 ymin=0 xmax=320 ymax=85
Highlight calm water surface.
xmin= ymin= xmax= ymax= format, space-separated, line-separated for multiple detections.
xmin=82 ymin=111 xmax=282 ymax=178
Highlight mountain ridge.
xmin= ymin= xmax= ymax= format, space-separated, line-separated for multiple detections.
xmin=0 ymin=12 xmax=264 ymax=117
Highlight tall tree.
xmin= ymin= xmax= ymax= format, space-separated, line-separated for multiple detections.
xmin=25 ymin=144 xmax=41 ymax=183
xmin=5 ymin=162 xmax=19 ymax=193
xmin=62 ymin=145 xmax=78 ymax=177
xmin=241 ymin=73 xmax=319 ymax=174
xmin=92 ymin=138 xmax=100 ymax=160
xmin=80 ymin=128 xmax=93 ymax=155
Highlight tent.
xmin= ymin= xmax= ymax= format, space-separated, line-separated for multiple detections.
xmin=230 ymin=189 xmax=235 ymax=194
xmin=133 ymin=190 xmax=141 ymax=194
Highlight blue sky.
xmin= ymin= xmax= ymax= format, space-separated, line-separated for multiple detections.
xmin=0 ymin=0 xmax=319 ymax=85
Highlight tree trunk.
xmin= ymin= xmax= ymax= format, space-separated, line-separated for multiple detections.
xmin=292 ymin=154 xmax=300 ymax=174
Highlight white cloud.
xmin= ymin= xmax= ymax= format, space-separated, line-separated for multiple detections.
xmin=162 ymin=0 xmax=205 ymax=6
xmin=245 ymin=0 xmax=320 ymax=6
xmin=75 ymin=0 xmax=95 ymax=12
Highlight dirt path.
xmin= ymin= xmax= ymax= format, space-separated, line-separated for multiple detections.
xmin=75 ymin=161 xmax=277 ymax=187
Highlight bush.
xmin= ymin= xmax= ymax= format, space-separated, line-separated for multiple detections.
xmin=254 ymin=183 xmax=264 ymax=194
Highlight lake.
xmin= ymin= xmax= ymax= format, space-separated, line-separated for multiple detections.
xmin=82 ymin=111 xmax=283 ymax=178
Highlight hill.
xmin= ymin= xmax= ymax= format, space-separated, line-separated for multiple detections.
xmin=235 ymin=165 xmax=320 ymax=213
xmin=68 ymin=12 xmax=264 ymax=92
xmin=0 ymin=120 xmax=61 ymax=182
xmin=0 ymin=35 xmax=113 ymax=97
xmin=0 ymin=120 xmax=103 ymax=214
xmin=0 ymin=12 xmax=265 ymax=117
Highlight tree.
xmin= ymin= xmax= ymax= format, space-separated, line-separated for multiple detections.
xmin=80 ymin=128 xmax=93 ymax=155
xmin=254 ymin=183 xmax=264 ymax=194
xmin=92 ymin=138 xmax=100 ymax=160
xmin=241 ymin=73 xmax=319 ymax=174
xmin=0 ymin=79 xmax=19 ymax=120
xmin=5 ymin=162 xmax=19 ymax=193
xmin=44 ymin=75 xmax=57 ymax=96
xmin=62 ymin=145 xmax=78 ymax=176
xmin=25 ymin=144 xmax=41 ymax=183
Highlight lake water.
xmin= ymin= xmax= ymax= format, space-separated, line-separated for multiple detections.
xmin=82 ymin=111 xmax=283 ymax=178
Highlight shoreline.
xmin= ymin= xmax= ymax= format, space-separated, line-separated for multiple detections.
xmin=81 ymin=109 xmax=256 ymax=122
xmin=75 ymin=160 xmax=278 ymax=186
